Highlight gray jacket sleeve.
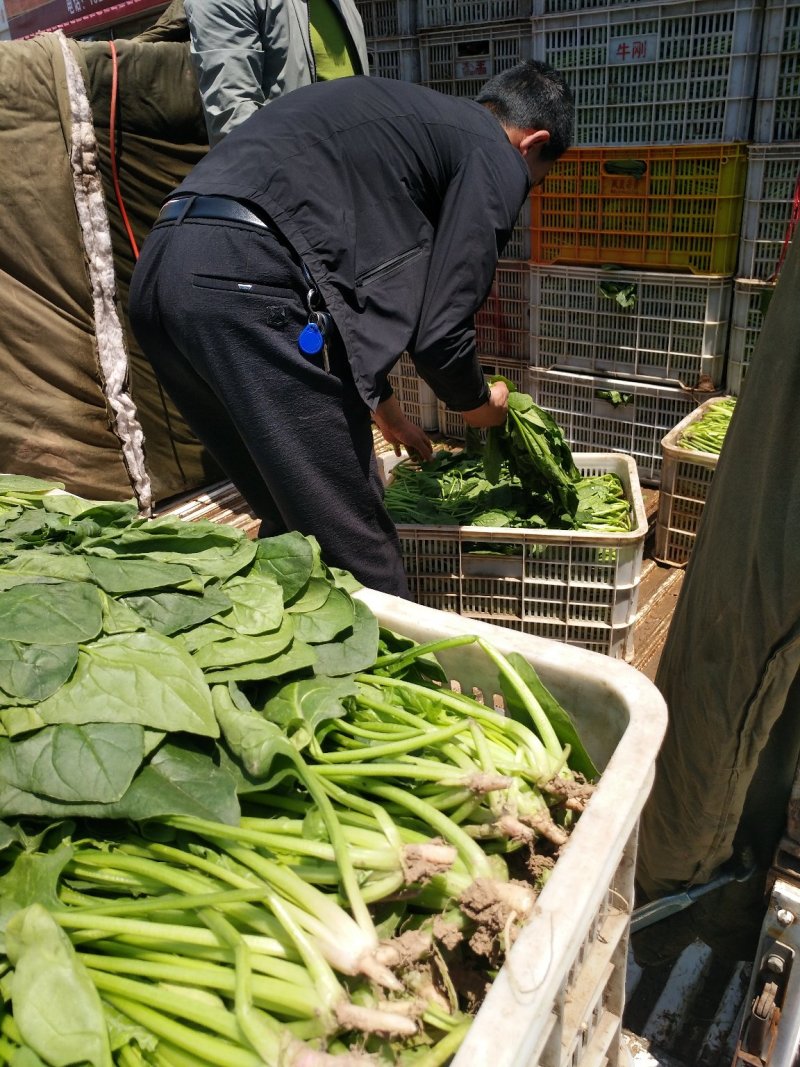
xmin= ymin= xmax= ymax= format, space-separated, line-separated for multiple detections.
xmin=185 ymin=0 xmax=271 ymax=145
xmin=185 ymin=0 xmax=369 ymax=146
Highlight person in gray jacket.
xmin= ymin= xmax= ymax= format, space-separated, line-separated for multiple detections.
xmin=185 ymin=0 xmax=369 ymax=145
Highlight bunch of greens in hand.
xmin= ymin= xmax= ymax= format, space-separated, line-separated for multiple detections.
xmin=482 ymin=379 xmax=580 ymax=523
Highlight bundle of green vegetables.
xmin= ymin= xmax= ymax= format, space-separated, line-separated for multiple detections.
xmin=678 ymin=396 xmax=736 ymax=455
xmin=385 ymin=384 xmax=632 ymax=534
xmin=0 ymin=475 xmax=597 ymax=1067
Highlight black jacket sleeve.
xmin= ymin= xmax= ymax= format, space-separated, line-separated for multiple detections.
xmin=410 ymin=144 xmax=530 ymax=411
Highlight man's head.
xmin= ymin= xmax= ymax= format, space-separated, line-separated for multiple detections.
xmin=476 ymin=60 xmax=575 ymax=185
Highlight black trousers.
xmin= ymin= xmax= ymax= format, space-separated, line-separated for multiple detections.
xmin=128 ymin=211 xmax=410 ymax=598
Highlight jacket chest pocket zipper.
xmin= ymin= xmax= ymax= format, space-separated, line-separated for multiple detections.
xmin=356 ymin=246 xmax=422 ymax=287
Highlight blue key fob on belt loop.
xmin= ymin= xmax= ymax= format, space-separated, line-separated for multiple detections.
xmin=299 ymin=320 xmax=325 ymax=356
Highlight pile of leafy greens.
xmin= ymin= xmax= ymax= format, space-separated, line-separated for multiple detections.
xmin=0 ymin=474 xmax=378 ymax=827
xmin=385 ymin=384 xmax=632 ymax=533
xmin=0 ymin=475 xmax=603 ymax=1067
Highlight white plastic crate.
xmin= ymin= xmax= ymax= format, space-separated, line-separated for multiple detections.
xmin=725 ymin=278 xmax=775 ymax=396
xmin=438 ymin=357 xmax=531 ymax=440
xmin=737 ymin=143 xmax=800 ymax=282
xmin=388 ymin=351 xmax=439 ymax=430
xmin=533 ymin=0 xmax=695 ymax=11
xmin=654 ymin=396 xmax=731 ymax=567
xmin=365 ymin=36 xmax=421 ymax=80
xmin=528 ymin=367 xmax=699 ymax=485
xmin=530 ymin=265 xmax=732 ymax=388
xmin=419 ymin=21 xmax=534 ymax=97
xmin=387 ymin=452 xmax=647 ymax=660
xmin=753 ymin=0 xmax=800 ymax=142
xmin=531 ymin=0 xmax=762 ymax=145
xmin=504 ymin=195 xmax=531 ymax=260
xmin=356 ymin=0 xmax=415 ymax=37
xmin=418 ymin=0 xmax=530 ymax=30
xmin=476 ymin=260 xmax=532 ymax=363
xmin=356 ymin=587 xmax=667 ymax=1067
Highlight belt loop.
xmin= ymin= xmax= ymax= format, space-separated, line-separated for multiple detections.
xmin=175 ymin=195 xmax=195 ymax=224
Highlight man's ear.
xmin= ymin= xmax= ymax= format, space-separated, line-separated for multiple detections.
xmin=519 ymin=129 xmax=551 ymax=157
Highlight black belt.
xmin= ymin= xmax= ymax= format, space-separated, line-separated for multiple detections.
xmin=158 ymin=195 xmax=271 ymax=229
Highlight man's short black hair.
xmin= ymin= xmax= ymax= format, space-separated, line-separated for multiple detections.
xmin=476 ymin=60 xmax=575 ymax=161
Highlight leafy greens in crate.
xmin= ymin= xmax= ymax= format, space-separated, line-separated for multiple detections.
xmin=386 ymin=384 xmax=632 ymax=533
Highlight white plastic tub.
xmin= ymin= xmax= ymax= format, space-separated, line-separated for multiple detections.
xmin=357 ymin=588 xmax=668 ymax=1067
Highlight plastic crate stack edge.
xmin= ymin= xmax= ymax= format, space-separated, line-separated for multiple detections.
xmin=531 ymin=0 xmax=763 ymax=147
xmin=654 ymin=397 xmax=730 ymax=567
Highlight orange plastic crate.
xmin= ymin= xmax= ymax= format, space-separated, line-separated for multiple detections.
xmin=531 ymin=143 xmax=748 ymax=275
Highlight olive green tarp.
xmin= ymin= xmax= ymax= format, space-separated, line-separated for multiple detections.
xmin=0 ymin=4 xmax=221 ymax=507
xmin=635 ymin=232 xmax=800 ymax=962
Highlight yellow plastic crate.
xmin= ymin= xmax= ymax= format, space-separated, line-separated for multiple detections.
xmin=531 ymin=143 xmax=748 ymax=275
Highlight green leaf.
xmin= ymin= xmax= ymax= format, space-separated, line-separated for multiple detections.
xmin=0 ymin=723 xmax=145 ymax=803
xmin=0 ymin=582 xmax=103 ymax=645
xmin=32 ymin=632 xmax=218 ymax=737
xmin=264 ymin=675 xmax=356 ymax=749
xmin=121 ymin=588 xmax=231 ymax=636
xmin=6 ymin=904 xmax=113 ymax=1067
xmin=311 ymin=598 xmax=379 ymax=676
xmin=0 ymin=744 xmax=239 ymax=824
xmin=203 ymin=640 xmax=316 ymax=684
xmin=0 ymin=642 xmax=78 ymax=701
xmin=482 ymin=427 xmax=505 ymax=485
xmin=285 ymin=576 xmax=333 ymax=614
xmin=85 ymin=517 xmax=258 ymax=581
xmin=213 ymin=685 xmax=299 ymax=788
xmin=113 ymin=743 xmax=240 ymax=824
xmin=0 ymin=475 xmax=65 ymax=496
xmin=250 ymin=532 xmax=315 ymax=601
xmin=0 ymin=842 xmax=74 ymax=922
xmin=216 ymin=573 xmax=284 ymax=635
xmin=292 ymin=585 xmax=354 ymax=644
xmin=191 ymin=616 xmax=295 ymax=670
xmin=502 ymin=652 xmax=598 ymax=780
xmin=0 ymin=552 xmax=93 ymax=582
xmin=0 ymin=706 xmax=46 ymax=737
xmin=85 ymin=556 xmax=195 ymax=594
xmin=99 ymin=590 xmax=148 ymax=634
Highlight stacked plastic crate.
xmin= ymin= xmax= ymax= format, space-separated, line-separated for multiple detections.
xmin=356 ymin=0 xmax=420 ymax=80
xmin=654 ymin=1 xmax=800 ymax=564
xmin=728 ymin=0 xmax=800 ymax=395
xmin=417 ymin=0 xmax=535 ymax=260
xmin=525 ymin=0 xmax=760 ymax=486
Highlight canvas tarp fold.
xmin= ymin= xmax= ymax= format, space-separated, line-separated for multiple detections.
xmin=636 ymin=231 xmax=800 ymax=958
xmin=0 ymin=9 xmax=220 ymax=505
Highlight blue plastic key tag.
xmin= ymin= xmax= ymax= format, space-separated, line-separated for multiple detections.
xmin=298 ymin=321 xmax=325 ymax=356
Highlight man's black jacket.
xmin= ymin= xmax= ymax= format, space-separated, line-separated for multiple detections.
xmin=171 ymin=76 xmax=531 ymax=412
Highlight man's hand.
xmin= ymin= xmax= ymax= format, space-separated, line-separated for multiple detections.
xmin=461 ymin=380 xmax=509 ymax=429
xmin=373 ymin=394 xmax=434 ymax=462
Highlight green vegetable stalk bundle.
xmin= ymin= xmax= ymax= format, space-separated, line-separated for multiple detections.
xmin=0 ymin=475 xmax=598 ymax=1067
xmin=678 ymin=396 xmax=737 ymax=456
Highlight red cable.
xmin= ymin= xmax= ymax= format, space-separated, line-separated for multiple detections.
xmin=108 ymin=40 xmax=140 ymax=261
xmin=770 ymin=171 xmax=800 ymax=283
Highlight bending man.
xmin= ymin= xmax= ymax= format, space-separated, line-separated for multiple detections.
xmin=128 ymin=62 xmax=574 ymax=597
